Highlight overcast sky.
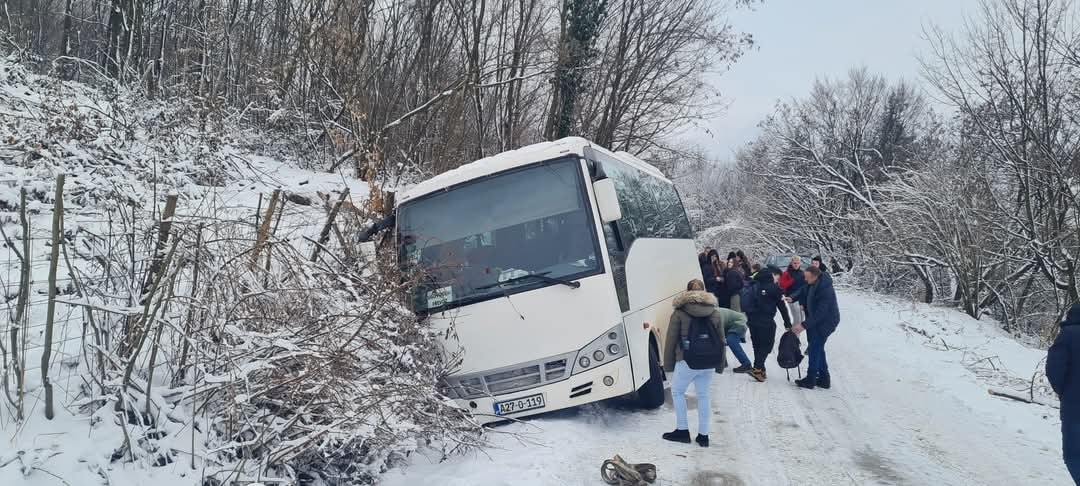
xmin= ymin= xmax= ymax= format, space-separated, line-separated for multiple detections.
xmin=690 ymin=0 xmax=982 ymax=160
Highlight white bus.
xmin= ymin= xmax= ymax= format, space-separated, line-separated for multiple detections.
xmin=394 ymin=137 xmax=700 ymax=423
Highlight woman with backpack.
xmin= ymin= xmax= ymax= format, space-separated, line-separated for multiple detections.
xmin=662 ymin=279 xmax=747 ymax=447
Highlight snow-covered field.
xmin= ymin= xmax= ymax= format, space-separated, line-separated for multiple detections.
xmin=384 ymin=290 xmax=1067 ymax=486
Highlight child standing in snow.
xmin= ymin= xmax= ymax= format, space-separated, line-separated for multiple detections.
xmin=662 ymin=279 xmax=747 ymax=447
xmin=1047 ymin=303 xmax=1080 ymax=484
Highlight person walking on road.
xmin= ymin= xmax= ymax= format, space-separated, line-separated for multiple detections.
xmin=746 ymin=266 xmax=792 ymax=382
xmin=791 ymin=266 xmax=839 ymax=390
xmin=662 ymin=279 xmax=747 ymax=447
xmin=1047 ymin=303 xmax=1080 ymax=484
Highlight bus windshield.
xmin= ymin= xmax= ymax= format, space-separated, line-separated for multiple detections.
xmin=398 ymin=156 xmax=603 ymax=312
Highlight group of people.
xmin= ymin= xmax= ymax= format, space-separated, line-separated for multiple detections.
xmin=660 ymin=249 xmax=841 ymax=447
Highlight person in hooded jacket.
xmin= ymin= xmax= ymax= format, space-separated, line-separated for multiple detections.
xmin=662 ymin=279 xmax=747 ymax=448
xmin=1047 ymin=303 xmax=1080 ymax=484
xmin=791 ymin=266 xmax=839 ymax=390
xmin=746 ymin=266 xmax=792 ymax=382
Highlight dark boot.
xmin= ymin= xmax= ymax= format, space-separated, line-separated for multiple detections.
xmin=695 ymin=434 xmax=709 ymax=448
xmin=662 ymin=429 xmax=691 ymax=444
xmin=818 ymin=372 xmax=831 ymax=389
xmin=795 ymin=376 xmax=816 ymax=389
xmin=750 ymin=368 xmax=767 ymax=382
xmin=732 ymin=365 xmax=752 ymax=374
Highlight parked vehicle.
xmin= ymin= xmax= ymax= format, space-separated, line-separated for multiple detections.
xmin=389 ymin=137 xmax=700 ymax=423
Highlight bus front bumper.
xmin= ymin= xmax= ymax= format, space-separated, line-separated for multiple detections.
xmin=456 ymin=354 xmax=635 ymax=425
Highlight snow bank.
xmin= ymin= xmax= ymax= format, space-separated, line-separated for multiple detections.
xmin=0 ymin=54 xmax=478 ymax=486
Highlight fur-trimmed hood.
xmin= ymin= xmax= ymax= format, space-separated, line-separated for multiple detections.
xmin=673 ymin=290 xmax=719 ymax=318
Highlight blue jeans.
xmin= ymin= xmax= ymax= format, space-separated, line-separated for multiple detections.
xmin=1064 ymin=421 xmax=1080 ymax=484
xmin=726 ymin=333 xmax=751 ymax=368
xmin=806 ymin=330 xmax=831 ymax=380
xmin=672 ymin=360 xmax=713 ymax=435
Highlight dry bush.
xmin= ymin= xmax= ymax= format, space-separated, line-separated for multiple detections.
xmin=67 ymin=196 xmax=481 ymax=485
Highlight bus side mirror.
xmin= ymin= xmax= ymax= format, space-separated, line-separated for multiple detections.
xmin=593 ymin=179 xmax=622 ymax=223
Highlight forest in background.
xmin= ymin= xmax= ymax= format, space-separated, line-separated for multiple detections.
xmin=2 ymin=0 xmax=760 ymax=183
xmin=684 ymin=0 xmax=1080 ymax=340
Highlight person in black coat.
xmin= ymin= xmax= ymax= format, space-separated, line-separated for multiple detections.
xmin=701 ymin=250 xmax=724 ymax=302
xmin=1047 ymin=303 xmax=1080 ymax=484
xmin=745 ymin=266 xmax=792 ymax=382
xmin=722 ymin=259 xmax=744 ymax=311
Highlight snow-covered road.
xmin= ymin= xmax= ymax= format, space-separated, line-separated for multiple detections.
xmin=383 ymin=291 xmax=1068 ymax=485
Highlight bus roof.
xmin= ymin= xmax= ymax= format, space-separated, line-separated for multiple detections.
xmin=398 ymin=137 xmax=668 ymax=205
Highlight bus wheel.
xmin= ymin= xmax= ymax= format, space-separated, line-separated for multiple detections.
xmin=636 ymin=344 xmax=665 ymax=409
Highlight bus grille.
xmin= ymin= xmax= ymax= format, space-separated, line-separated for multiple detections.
xmin=448 ymin=353 xmax=575 ymax=399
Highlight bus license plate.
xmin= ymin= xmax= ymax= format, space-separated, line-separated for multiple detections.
xmin=494 ymin=394 xmax=545 ymax=416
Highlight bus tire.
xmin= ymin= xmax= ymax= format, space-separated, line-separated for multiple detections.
xmin=636 ymin=344 xmax=665 ymax=409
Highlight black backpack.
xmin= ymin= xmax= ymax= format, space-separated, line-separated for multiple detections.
xmin=776 ymin=330 xmax=804 ymax=381
xmin=739 ymin=283 xmax=758 ymax=315
xmin=683 ymin=316 xmax=726 ymax=370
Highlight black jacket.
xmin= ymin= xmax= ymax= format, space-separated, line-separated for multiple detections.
xmin=1048 ymin=304 xmax=1080 ymax=425
xmin=746 ymin=271 xmax=792 ymax=328
xmin=721 ymin=267 xmax=744 ymax=307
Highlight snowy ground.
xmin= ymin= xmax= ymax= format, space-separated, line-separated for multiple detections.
xmin=383 ymin=290 xmax=1067 ymax=486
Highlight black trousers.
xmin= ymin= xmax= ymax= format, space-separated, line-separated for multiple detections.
xmin=748 ymin=319 xmax=777 ymax=369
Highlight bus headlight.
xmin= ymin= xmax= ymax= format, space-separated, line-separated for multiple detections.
xmin=572 ymin=324 xmax=628 ymax=375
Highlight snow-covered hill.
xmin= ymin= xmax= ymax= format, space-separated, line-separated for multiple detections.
xmin=0 ymin=56 xmax=479 ymax=486
xmin=383 ymin=289 xmax=1067 ymax=486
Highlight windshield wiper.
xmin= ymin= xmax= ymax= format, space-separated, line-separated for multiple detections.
xmin=476 ymin=271 xmax=581 ymax=290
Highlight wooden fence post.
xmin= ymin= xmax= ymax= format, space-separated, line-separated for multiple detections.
xmin=310 ymin=189 xmax=350 ymax=263
xmin=42 ymin=174 xmax=65 ymax=420
xmin=142 ymin=194 xmax=178 ymax=298
xmin=252 ymin=189 xmax=280 ymax=268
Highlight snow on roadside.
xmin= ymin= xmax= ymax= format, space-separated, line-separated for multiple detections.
xmin=0 ymin=54 xmax=403 ymax=486
xmin=384 ymin=288 xmax=1067 ymax=486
